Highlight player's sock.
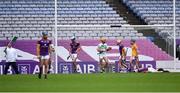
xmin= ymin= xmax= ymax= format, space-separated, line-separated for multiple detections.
xmin=38 ymin=74 xmax=41 ymax=79
xmin=49 ymin=64 xmax=51 ymax=69
xmin=44 ymin=74 xmax=47 ymax=79
xmin=74 ymin=68 xmax=77 ymax=73
xmin=47 ymin=64 xmax=51 ymax=74
xmin=38 ymin=67 xmax=42 ymax=79
xmin=49 ymin=64 xmax=51 ymax=71
xmin=102 ymin=68 xmax=105 ymax=73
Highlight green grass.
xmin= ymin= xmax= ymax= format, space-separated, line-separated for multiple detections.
xmin=0 ymin=73 xmax=180 ymax=92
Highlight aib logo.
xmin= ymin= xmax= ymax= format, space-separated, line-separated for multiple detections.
xmin=63 ymin=65 xmax=68 ymax=70
xmin=62 ymin=65 xmax=69 ymax=74
xmin=59 ymin=63 xmax=72 ymax=74
xmin=18 ymin=64 xmax=30 ymax=74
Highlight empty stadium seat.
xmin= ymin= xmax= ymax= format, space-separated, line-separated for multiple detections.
xmin=0 ymin=0 xmax=143 ymax=40
xmin=123 ymin=0 xmax=180 ymax=39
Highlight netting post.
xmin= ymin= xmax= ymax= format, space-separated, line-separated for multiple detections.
xmin=173 ymin=0 xmax=176 ymax=70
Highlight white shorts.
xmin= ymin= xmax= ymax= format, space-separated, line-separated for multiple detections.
xmin=40 ymin=55 xmax=50 ymax=60
xmin=99 ymin=53 xmax=107 ymax=59
xmin=70 ymin=54 xmax=77 ymax=60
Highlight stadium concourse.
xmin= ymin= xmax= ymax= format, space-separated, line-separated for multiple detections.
xmin=0 ymin=0 xmax=179 ymax=74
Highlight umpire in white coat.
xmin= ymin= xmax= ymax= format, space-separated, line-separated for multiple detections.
xmin=4 ymin=43 xmax=19 ymax=75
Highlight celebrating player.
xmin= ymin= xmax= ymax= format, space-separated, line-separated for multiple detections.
xmin=117 ymin=39 xmax=128 ymax=72
xmin=97 ymin=37 xmax=112 ymax=73
xmin=130 ymin=39 xmax=140 ymax=72
xmin=68 ymin=36 xmax=81 ymax=73
xmin=37 ymin=32 xmax=53 ymax=79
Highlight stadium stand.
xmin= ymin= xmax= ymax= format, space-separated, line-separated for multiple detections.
xmin=123 ymin=0 xmax=180 ymax=41
xmin=0 ymin=0 xmax=146 ymax=40
xmin=0 ymin=0 xmax=174 ymax=60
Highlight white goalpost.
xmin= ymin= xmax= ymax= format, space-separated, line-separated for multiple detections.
xmin=54 ymin=0 xmax=58 ymax=74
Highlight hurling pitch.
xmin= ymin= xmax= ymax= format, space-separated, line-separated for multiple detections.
xmin=0 ymin=73 xmax=180 ymax=92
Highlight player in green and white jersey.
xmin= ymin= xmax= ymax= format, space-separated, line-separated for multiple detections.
xmin=97 ymin=37 xmax=112 ymax=73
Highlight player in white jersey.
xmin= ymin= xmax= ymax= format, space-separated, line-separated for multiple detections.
xmin=97 ymin=37 xmax=112 ymax=73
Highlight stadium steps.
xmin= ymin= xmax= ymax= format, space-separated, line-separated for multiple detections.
xmin=105 ymin=0 xmax=171 ymax=56
xmin=105 ymin=0 xmax=145 ymax=25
